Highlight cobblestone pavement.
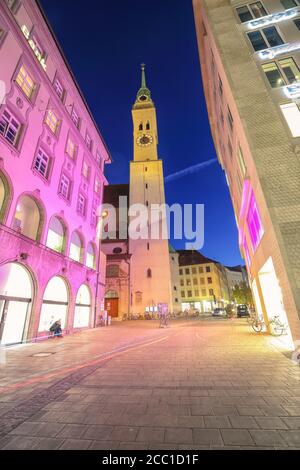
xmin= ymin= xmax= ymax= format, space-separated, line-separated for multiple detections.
xmin=0 ymin=318 xmax=299 ymax=450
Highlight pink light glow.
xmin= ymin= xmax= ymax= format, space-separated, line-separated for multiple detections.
xmin=246 ymin=191 xmax=264 ymax=252
xmin=239 ymin=179 xmax=250 ymax=222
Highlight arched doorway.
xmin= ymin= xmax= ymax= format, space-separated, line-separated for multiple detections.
xmin=74 ymin=284 xmax=91 ymax=328
xmin=38 ymin=277 xmax=68 ymax=333
xmin=0 ymin=263 xmax=33 ymax=345
xmin=105 ymin=290 xmax=119 ymax=318
xmin=12 ymin=195 xmax=42 ymax=241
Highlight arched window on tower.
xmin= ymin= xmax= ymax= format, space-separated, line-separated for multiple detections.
xmin=139 ymin=123 xmax=143 ymax=131
xmin=146 ymin=121 xmax=150 ymax=130
xmin=147 ymin=268 xmax=152 ymax=278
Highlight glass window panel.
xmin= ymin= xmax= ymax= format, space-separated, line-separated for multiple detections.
xmin=262 ymin=62 xmax=285 ymax=87
xmin=249 ymin=2 xmax=267 ymax=18
xmin=279 ymin=58 xmax=300 ymax=83
xmin=281 ymin=0 xmax=298 ymax=9
xmin=263 ymin=27 xmax=284 ymax=48
xmin=236 ymin=6 xmax=253 ymax=23
xmin=247 ymin=30 xmax=267 ymax=51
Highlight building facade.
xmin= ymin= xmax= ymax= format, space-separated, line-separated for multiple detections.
xmin=0 ymin=0 xmax=110 ymax=345
xmin=169 ymin=245 xmax=182 ymax=314
xmin=178 ymin=250 xmax=230 ymax=312
xmin=193 ymin=0 xmax=300 ymax=346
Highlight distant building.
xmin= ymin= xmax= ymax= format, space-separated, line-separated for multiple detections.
xmin=0 ymin=0 xmax=111 ymax=345
xmin=225 ymin=265 xmax=247 ymax=298
xmin=193 ymin=0 xmax=300 ymax=344
xmin=178 ymin=250 xmax=230 ymax=312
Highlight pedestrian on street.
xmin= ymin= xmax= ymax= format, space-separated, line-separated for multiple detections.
xmin=49 ymin=319 xmax=63 ymax=338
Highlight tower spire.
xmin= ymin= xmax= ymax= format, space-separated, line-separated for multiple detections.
xmin=134 ymin=63 xmax=152 ymax=106
xmin=141 ymin=63 xmax=146 ymax=88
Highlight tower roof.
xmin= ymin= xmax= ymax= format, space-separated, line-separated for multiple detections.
xmin=133 ymin=64 xmax=153 ymax=108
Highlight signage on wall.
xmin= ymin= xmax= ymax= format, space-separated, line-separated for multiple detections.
xmin=284 ymin=82 xmax=300 ymax=100
xmin=258 ymin=42 xmax=300 ymax=60
xmin=248 ymin=9 xmax=298 ymax=29
xmin=21 ymin=25 xmax=47 ymax=71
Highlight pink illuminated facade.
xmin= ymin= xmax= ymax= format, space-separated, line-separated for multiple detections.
xmin=0 ymin=0 xmax=111 ymax=345
xmin=193 ymin=0 xmax=300 ymax=347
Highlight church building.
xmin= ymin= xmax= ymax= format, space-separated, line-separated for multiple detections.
xmin=102 ymin=66 xmax=173 ymax=319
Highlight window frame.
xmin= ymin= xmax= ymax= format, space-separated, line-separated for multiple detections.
xmin=59 ymin=173 xmax=72 ymax=201
xmin=236 ymin=2 xmax=268 ymax=23
xmin=247 ymin=26 xmax=285 ymax=52
xmin=53 ymin=74 xmax=65 ymax=102
xmin=44 ymin=108 xmax=61 ymax=137
xmin=77 ymin=193 xmax=86 ymax=217
xmin=0 ymin=108 xmax=22 ymax=148
xmin=33 ymin=147 xmax=52 ymax=181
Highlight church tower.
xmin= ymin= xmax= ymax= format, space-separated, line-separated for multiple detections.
xmin=129 ymin=65 xmax=172 ymax=314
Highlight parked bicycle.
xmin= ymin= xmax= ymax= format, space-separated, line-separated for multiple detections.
xmin=250 ymin=314 xmax=288 ymax=336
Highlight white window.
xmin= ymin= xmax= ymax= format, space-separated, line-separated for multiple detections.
xmin=86 ymin=243 xmax=95 ymax=269
xmin=59 ymin=174 xmax=71 ymax=200
xmin=34 ymin=148 xmax=51 ymax=179
xmin=66 ymin=137 xmax=77 ymax=159
xmin=53 ymin=77 xmax=65 ymax=101
xmin=15 ymin=65 xmax=36 ymax=99
xmin=77 ymin=194 xmax=86 ymax=215
xmin=280 ymin=103 xmax=300 ymax=137
xmin=45 ymin=109 xmax=60 ymax=135
xmin=85 ymin=132 xmax=92 ymax=150
xmin=247 ymin=27 xmax=284 ymax=52
xmin=0 ymin=109 xmax=21 ymax=147
xmin=71 ymin=107 xmax=80 ymax=128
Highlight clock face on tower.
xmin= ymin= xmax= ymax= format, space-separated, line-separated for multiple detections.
xmin=136 ymin=134 xmax=153 ymax=147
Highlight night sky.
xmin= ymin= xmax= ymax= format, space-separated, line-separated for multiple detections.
xmin=40 ymin=0 xmax=243 ymax=266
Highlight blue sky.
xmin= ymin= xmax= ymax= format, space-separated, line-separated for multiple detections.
xmin=40 ymin=0 xmax=243 ymax=266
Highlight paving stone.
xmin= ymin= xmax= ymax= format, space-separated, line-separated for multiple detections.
xmin=83 ymin=425 xmax=114 ymax=441
xmin=109 ymin=426 xmax=138 ymax=442
xmin=250 ymin=430 xmax=287 ymax=447
xmin=282 ymin=417 xmax=300 ymax=429
xmin=255 ymin=417 xmax=288 ymax=430
xmin=229 ymin=416 xmax=259 ymax=429
xmin=59 ymin=439 xmax=92 ymax=450
xmin=136 ymin=427 xmax=165 ymax=443
xmin=204 ymin=416 xmax=232 ymax=428
xmin=193 ymin=429 xmax=223 ymax=447
xmin=221 ymin=429 xmax=254 ymax=446
xmin=279 ymin=431 xmax=300 ymax=447
xmin=164 ymin=427 xmax=193 ymax=445
xmin=56 ymin=424 xmax=86 ymax=439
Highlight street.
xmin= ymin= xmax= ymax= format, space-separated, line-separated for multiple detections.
xmin=0 ymin=318 xmax=300 ymax=450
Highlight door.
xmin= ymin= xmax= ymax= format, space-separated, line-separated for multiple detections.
xmin=105 ymin=298 xmax=119 ymax=318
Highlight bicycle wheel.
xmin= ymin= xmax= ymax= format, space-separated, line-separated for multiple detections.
xmin=252 ymin=320 xmax=263 ymax=333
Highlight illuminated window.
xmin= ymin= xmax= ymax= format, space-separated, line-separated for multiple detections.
xmin=186 ymin=279 xmax=191 ymax=286
xmin=85 ymin=132 xmax=92 ymax=151
xmin=246 ymin=191 xmax=264 ymax=251
xmin=34 ymin=148 xmax=51 ymax=179
xmin=46 ymin=216 xmax=65 ymax=253
xmin=247 ymin=27 xmax=284 ymax=52
xmin=86 ymin=243 xmax=95 ymax=269
xmin=53 ymin=77 xmax=65 ymax=101
xmin=65 ymin=137 xmax=77 ymax=160
xmin=280 ymin=103 xmax=300 ymax=137
xmin=59 ymin=174 xmax=71 ymax=200
xmin=0 ymin=109 xmax=21 ymax=147
xmin=16 ymin=65 xmax=35 ymax=99
xmin=82 ymin=161 xmax=90 ymax=180
xmin=262 ymin=62 xmax=285 ymax=88
xmin=69 ymin=231 xmax=83 ymax=262
xmin=45 ymin=109 xmax=60 ymax=135
xmin=236 ymin=2 xmax=267 ymax=23
xmin=281 ymin=0 xmax=298 ymax=8
xmin=71 ymin=107 xmax=80 ymax=128
xmin=278 ymin=58 xmax=300 ymax=84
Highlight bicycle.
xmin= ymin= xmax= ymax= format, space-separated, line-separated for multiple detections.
xmin=250 ymin=315 xmax=288 ymax=336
